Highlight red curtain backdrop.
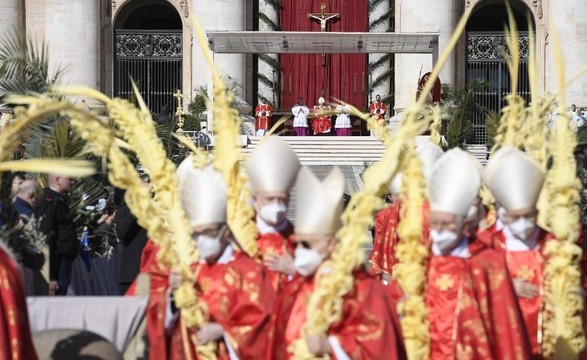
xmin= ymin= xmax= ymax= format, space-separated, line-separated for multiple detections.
xmin=280 ymin=0 xmax=368 ymax=111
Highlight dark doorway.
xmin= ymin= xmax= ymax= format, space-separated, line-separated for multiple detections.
xmin=114 ymin=1 xmax=182 ymax=114
xmin=466 ymin=2 xmax=534 ymax=144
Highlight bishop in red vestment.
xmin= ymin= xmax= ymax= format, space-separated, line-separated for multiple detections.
xmin=269 ymin=167 xmax=407 ymax=359
xmin=0 ymin=242 xmax=39 ymax=360
xmin=246 ymin=136 xmax=301 ymax=293
xmin=369 ymin=94 xmax=387 ymax=121
xmin=255 ymin=97 xmax=272 ymax=136
xmin=370 ymin=142 xmax=442 ymax=285
xmin=133 ymin=161 xmax=275 ymax=360
xmin=425 ymin=148 xmax=531 ymax=359
xmin=312 ymin=97 xmax=332 ymax=135
xmin=481 ymin=146 xmax=587 ymax=357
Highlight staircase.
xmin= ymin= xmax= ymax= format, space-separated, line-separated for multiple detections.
xmin=242 ymin=136 xmax=386 ymax=166
xmin=242 ymin=136 xmax=489 ymax=165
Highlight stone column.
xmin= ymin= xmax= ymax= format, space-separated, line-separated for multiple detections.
xmin=192 ymin=0 xmax=246 ymax=96
xmin=394 ymin=0 xmax=455 ymax=114
xmin=43 ymin=1 xmax=100 ymax=90
xmin=368 ymin=0 xmax=391 ymax=105
xmin=0 ymin=0 xmax=23 ymax=38
xmin=257 ymin=0 xmax=279 ymax=107
xmin=545 ymin=1 xmax=587 ymax=107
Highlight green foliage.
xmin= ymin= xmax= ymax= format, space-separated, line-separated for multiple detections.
xmin=259 ymin=54 xmax=280 ymax=72
xmin=0 ymin=30 xmax=64 ymax=97
xmin=485 ymin=111 xmax=501 ymax=150
xmin=368 ymin=53 xmax=392 ymax=74
xmin=0 ymin=31 xmax=117 ymax=256
xmin=441 ymin=80 xmax=488 ymax=149
xmin=184 ymin=87 xmax=208 ymax=132
xmin=369 ymin=67 xmax=393 ymax=93
xmin=258 ymin=13 xmax=282 ymax=31
xmin=368 ymin=8 xmax=394 ymax=32
xmin=263 ymin=0 xmax=281 ymax=13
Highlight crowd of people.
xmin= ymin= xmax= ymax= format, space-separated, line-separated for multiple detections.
xmin=255 ymin=95 xmax=388 ymax=136
xmin=3 ymin=127 xmax=582 ymax=359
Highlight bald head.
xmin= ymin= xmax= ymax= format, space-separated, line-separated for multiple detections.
xmin=17 ymin=180 xmax=37 ymax=206
xmin=48 ymin=174 xmax=73 ymax=194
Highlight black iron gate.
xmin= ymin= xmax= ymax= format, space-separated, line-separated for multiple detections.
xmin=466 ymin=31 xmax=530 ymax=144
xmin=115 ymin=30 xmax=182 ymax=114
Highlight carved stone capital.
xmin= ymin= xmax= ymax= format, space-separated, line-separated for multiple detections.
xmin=179 ymin=0 xmax=189 ymax=18
xmin=533 ymin=0 xmax=543 ymax=19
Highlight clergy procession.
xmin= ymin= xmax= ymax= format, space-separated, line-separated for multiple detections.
xmin=2 ymin=1 xmax=587 ymax=360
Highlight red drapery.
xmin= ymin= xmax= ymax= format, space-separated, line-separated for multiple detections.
xmin=280 ymin=0 xmax=368 ymax=111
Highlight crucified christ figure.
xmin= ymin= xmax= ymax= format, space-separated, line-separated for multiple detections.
xmin=307 ymin=3 xmax=339 ymax=32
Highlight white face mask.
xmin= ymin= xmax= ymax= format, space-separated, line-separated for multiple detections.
xmin=508 ymin=218 xmax=536 ymax=241
xmin=259 ymin=203 xmax=288 ymax=226
xmin=196 ymin=227 xmax=225 ymax=260
xmin=430 ymin=230 xmax=460 ymax=254
xmin=294 ymin=247 xmax=325 ymax=277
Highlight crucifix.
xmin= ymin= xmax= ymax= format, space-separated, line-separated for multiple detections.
xmin=308 ymin=2 xmax=340 ymax=66
xmin=173 ymin=89 xmax=185 ymax=130
xmin=308 ymin=2 xmax=339 ymax=32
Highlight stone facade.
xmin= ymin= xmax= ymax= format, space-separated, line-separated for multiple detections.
xmin=1 ymin=0 xmax=586 ymax=116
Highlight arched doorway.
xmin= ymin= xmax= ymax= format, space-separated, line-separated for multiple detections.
xmin=466 ymin=1 xmax=534 ymax=144
xmin=114 ymin=1 xmax=182 ymax=113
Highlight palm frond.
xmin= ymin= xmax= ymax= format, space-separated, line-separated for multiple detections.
xmin=0 ymin=30 xmax=65 ymax=96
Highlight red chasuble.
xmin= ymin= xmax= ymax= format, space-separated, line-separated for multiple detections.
xmin=255 ymin=103 xmax=273 ymax=131
xmin=124 ymin=239 xmax=172 ymax=359
xmin=427 ymin=241 xmax=532 ymax=360
xmin=256 ymin=221 xmax=295 ymax=293
xmin=370 ymin=200 xmax=430 ymax=278
xmin=269 ymin=268 xmax=407 ymax=360
xmin=0 ymin=245 xmax=38 ymax=360
xmin=139 ymin=244 xmax=274 ymax=360
xmin=477 ymin=228 xmax=557 ymax=357
xmin=311 ymin=106 xmax=332 ymax=135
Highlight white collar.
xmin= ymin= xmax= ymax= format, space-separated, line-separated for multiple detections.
xmin=256 ymin=215 xmax=289 ymax=235
xmin=431 ymin=238 xmax=470 ymax=258
xmin=200 ymin=244 xmax=233 ymax=264
xmin=503 ymin=226 xmax=539 ymax=251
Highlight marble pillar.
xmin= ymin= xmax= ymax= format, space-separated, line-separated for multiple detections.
xmin=368 ymin=0 xmax=391 ymax=105
xmin=42 ymin=1 xmax=100 ymax=90
xmin=257 ymin=0 xmax=279 ymax=106
xmin=546 ymin=1 xmax=587 ymax=107
xmin=394 ymin=0 xmax=455 ymax=114
xmin=192 ymin=0 xmax=246 ymax=96
xmin=0 ymin=0 xmax=23 ymax=38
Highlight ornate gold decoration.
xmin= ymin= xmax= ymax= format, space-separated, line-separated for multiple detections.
xmin=517 ymin=265 xmax=535 ymax=281
xmin=435 ymin=274 xmax=455 ymax=291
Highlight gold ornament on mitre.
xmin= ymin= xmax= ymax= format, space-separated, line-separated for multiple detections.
xmin=246 ymin=136 xmax=301 ymax=193
xmin=428 ymin=148 xmax=482 ymax=217
xmin=388 ymin=140 xmax=444 ymax=194
xmin=294 ymin=166 xmax=344 ymax=235
xmin=177 ymin=159 xmax=227 ymax=227
xmin=484 ymin=146 xmax=544 ymax=212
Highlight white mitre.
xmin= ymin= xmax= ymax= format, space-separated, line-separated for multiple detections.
xmin=318 ymin=97 xmax=325 ymax=105
xmin=428 ymin=148 xmax=482 ymax=217
xmin=484 ymin=146 xmax=544 ymax=211
xmin=295 ymin=166 xmax=344 ymax=235
xmin=388 ymin=141 xmax=444 ymax=194
xmin=246 ymin=136 xmax=301 ymax=193
xmin=176 ymin=158 xmax=227 ymax=227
